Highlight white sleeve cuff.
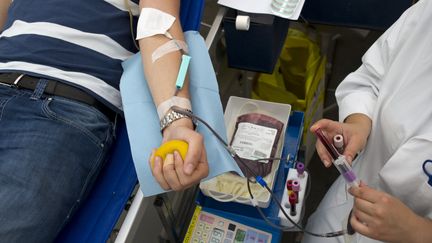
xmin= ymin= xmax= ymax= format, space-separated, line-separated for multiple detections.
xmin=338 ymin=92 xmax=376 ymax=122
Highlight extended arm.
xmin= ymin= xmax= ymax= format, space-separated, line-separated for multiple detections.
xmin=138 ymin=1 xmax=189 ymax=107
xmin=137 ymin=0 xmax=208 ymax=190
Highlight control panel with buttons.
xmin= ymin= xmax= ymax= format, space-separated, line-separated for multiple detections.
xmin=184 ymin=206 xmax=272 ymax=243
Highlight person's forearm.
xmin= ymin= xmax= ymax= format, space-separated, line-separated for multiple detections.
xmin=409 ymin=217 xmax=432 ymax=243
xmin=0 ymin=0 xmax=12 ymax=30
xmin=138 ymin=0 xmax=190 ymax=107
xmin=396 ymin=215 xmax=432 ymax=243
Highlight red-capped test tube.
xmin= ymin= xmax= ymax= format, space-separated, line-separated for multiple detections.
xmin=292 ymin=180 xmax=300 ymax=203
xmin=289 ymin=192 xmax=297 ymax=216
xmin=286 ymin=179 xmax=293 ymax=191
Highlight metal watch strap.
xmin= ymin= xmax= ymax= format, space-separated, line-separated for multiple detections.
xmin=160 ymin=109 xmax=195 ymax=132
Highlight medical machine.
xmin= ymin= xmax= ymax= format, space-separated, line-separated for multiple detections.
xmin=184 ymin=206 xmax=273 ymax=243
xmin=199 ymin=96 xmax=291 ymax=208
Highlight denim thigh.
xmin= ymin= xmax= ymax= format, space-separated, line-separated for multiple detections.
xmin=0 ymin=85 xmax=115 ymax=243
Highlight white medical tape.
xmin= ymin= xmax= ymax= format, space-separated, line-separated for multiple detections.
xmin=157 ymin=96 xmax=192 ymax=120
xmin=151 ymin=39 xmax=189 ymax=63
xmin=136 ymin=8 xmax=175 ymax=40
xmin=235 ymin=15 xmax=250 ymax=31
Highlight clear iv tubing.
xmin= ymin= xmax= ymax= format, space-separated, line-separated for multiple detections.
xmin=171 ymin=106 xmax=347 ymax=238
xmin=314 ymin=128 xmax=359 ymax=188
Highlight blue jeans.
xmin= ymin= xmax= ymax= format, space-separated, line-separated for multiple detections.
xmin=0 ymin=81 xmax=115 ymax=242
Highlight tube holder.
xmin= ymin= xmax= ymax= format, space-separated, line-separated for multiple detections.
xmin=278 ymin=168 xmax=309 ymax=229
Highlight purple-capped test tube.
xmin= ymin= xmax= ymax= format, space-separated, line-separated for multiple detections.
xmin=333 ymin=156 xmax=359 ymax=188
xmin=296 ymin=162 xmax=305 ymax=178
xmin=314 ymin=128 xmax=359 ymax=188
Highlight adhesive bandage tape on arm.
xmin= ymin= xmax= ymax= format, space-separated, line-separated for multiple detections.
xmin=157 ymin=96 xmax=192 ymax=120
xmin=152 ymin=39 xmax=189 ymax=63
xmin=136 ymin=8 xmax=175 ymax=40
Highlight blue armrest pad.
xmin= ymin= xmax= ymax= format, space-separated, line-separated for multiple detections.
xmin=120 ymin=31 xmax=243 ymax=197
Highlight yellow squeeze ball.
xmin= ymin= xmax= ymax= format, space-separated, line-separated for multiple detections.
xmin=151 ymin=140 xmax=188 ymax=168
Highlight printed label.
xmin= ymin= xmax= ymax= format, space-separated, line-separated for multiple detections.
xmin=231 ymin=122 xmax=277 ymax=163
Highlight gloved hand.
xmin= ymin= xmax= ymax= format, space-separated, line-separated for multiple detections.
xmin=310 ymin=113 xmax=372 ymax=167
xmin=149 ymin=118 xmax=209 ymax=191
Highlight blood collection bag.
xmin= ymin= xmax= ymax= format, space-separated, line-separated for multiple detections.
xmin=230 ymin=113 xmax=284 ymax=178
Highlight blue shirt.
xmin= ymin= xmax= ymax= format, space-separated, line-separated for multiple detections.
xmin=0 ymin=0 xmax=141 ymax=111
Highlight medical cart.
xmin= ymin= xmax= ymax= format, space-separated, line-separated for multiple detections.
xmin=183 ymin=111 xmax=305 ymax=243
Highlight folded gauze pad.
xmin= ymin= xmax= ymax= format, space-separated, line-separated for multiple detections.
xmin=136 ymin=8 xmax=176 ymax=40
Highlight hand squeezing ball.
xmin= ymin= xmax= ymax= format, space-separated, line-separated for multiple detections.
xmin=151 ymin=140 xmax=188 ymax=168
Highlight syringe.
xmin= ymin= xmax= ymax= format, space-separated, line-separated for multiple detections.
xmin=314 ymin=128 xmax=359 ymax=188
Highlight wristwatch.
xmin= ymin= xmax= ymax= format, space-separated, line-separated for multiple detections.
xmin=160 ymin=108 xmax=195 ymax=132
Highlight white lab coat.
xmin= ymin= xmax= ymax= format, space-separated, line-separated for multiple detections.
xmin=302 ymin=1 xmax=432 ymax=242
